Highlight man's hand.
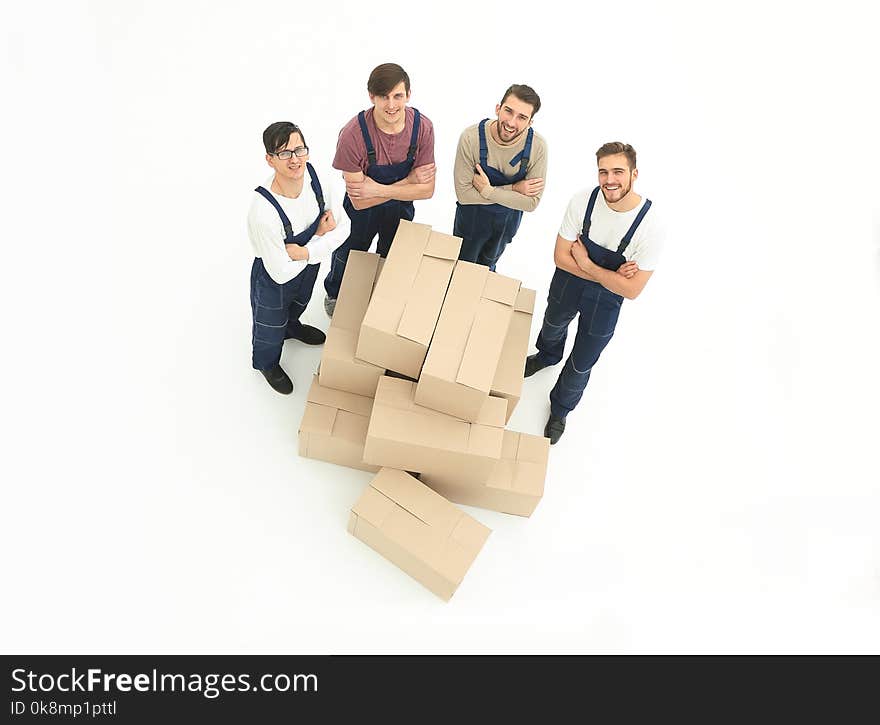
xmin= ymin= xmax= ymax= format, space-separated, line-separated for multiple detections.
xmin=570 ymin=236 xmax=595 ymax=273
xmin=512 ymin=177 xmax=544 ymax=197
xmin=285 ymin=243 xmax=309 ymax=262
xmin=616 ymin=260 xmax=639 ymax=279
xmin=407 ymin=163 xmax=436 ymax=185
xmin=346 ymin=175 xmax=385 ymax=200
xmin=472 ymin=164 xmax=491 ymax=193
xmin=316 ymin=210 xmax=336 ymax=236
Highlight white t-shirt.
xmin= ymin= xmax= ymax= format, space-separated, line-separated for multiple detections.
xmin=247 ymin=164 xmax=350 ymax=284
xmin=558 ymin=187 xmax=663 ymax=271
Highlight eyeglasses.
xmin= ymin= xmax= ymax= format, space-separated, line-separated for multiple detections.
xmin=271 ymin=146 xmax=309 ymax=160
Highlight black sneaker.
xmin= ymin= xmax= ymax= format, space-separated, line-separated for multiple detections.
xmin=524 ymin=354 xmax=549 ymax=378
xmin=544 ymin=414 xmax=566 ymax=445
xmin=289 ymin=324 xmax=326 ymax=345
xmin=260 ymin=365 xmax=293 ymax=395
xmin=324 ymin=296 xmax=337 ymax=317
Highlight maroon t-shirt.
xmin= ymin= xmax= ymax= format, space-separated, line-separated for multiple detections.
xmin=332 ymin=106 xmax=435 ymax=174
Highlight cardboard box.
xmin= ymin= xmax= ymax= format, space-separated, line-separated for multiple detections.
xmin=356 ymin=220 xmax=461 ymax=379
xmin=319 ymin=251 xmax=386 ymax=397
xmin=421 ymin=429 xmax=550 ymax=517
xmin=415 ymin=262 xmax=521 ymax=422
xmin=364 ymin=376 xmax=506 ymax=485
xmin=298 ymin=376 xmax=378 ymax=473
xmin=490 ymin=287 xmax=536 ymax=422
xmin=347 ymin=467 xmax=491 ymax=601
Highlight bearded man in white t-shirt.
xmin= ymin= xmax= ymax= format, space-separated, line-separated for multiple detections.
xmin=524 ymin=142 xmax=664 ymax=444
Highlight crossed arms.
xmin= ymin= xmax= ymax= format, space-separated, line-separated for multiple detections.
xmin=344 ymin=164 xmax=436 ymax=211
xmin=453 ymin=131 xmax=546 ymax=212
xmin=553 ymin=235 xmax=653 ymax=300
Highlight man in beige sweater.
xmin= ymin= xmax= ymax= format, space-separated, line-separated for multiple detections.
xmin=452 ymin=84 xmax=548 ymax=270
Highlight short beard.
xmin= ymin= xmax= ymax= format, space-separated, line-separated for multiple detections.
xmin=601 ymin=173 xmax=632 ymax=203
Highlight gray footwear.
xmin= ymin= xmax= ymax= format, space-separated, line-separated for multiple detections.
xmin=324 ymin=295 xmax=337 ymax=317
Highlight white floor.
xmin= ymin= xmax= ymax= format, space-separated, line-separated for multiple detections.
xmin=2 ymin=1 xmax=879 ymax=653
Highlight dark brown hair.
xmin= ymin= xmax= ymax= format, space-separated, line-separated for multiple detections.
xmin=500 ymin=84 xmax=541 ymax=117
xmin=595 ymin=142 xmax=636 ymax=170
xmin=367 ymin=63 xmax=411 ymax=97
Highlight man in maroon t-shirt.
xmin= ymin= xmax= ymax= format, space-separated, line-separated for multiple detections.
xmin=322 ymin=62 xmax=435 ymax=316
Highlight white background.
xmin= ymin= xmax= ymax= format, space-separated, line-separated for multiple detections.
xmin=2 ymin=0 xmax=879 ymax=653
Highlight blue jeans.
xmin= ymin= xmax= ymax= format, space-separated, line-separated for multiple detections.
xmin=453 ymin=203 xmax=523 ymax=271
xmin=323 ymin=197 xmax=415 ymax=299
xmin=535 ymin=269 xmax=622 ymax=418
xmin=250 ymin=259 xmax=319 ymax=370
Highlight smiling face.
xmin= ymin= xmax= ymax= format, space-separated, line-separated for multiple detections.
xmin=597 ymin=153 xmax=638 ymax=205
xmin=266 ymin=131 xmax=308 ymax=182
xmin=370 ymin=81 xmax=410 ymax=127
xmin=494 ymin=93 xmax=534 ymax=143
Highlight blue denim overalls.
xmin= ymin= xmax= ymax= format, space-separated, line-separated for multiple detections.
xmin=250 ymin=163 xmax=325 ymax=371
xmin=535 ymin=186 xmax=653 ymax=418
xmin=453 ymin=119 xmax=534 ymax=271
xmin=323 ymin=109 xmax=422 ymax=299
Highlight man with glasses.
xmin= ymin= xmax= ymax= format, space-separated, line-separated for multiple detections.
xmin=524 ymin=142 xmax=663 ymax=444
xmin=248 ymin=121 xmax=350 ymax=394
xmin=453 ymin=84 xmax=547 ymax=271
xmin=322 ymin=62 xmax=435 ymax=317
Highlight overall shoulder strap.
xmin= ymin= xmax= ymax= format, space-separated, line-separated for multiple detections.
xmin=305 ymin=163 xmax=325 ymax=213
xmin=582 ymin=186 xmax=601 ymax=239
xmin=477 ymin=119 xmax=490 ymax=170
xmin=254 ymin=186 xmax=294 ymax=242
xmin=508 ymin=126 xmax=534 ymax=171
xmin=357 ymin=111 xmax=377 ymax=166
xmin=406 ymin=108 xmax=421 ymax=162
xmin=617 ymin=198 xmax=652 ymax=254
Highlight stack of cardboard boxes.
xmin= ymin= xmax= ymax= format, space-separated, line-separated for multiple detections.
xmin=298 ymin=220 xmax=550 ymax=601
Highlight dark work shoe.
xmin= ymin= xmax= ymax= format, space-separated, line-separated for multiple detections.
xmin=260 ymin=365 xmax=293 ymax=395
xmin=524 ymin=354 xmax=549 ymax=378
xmin=290 ymin=324 xmax=326 ymax=345
xmin=324 ymin=295 xmax=337 ymax=317
xmin=544 ymin=415 xmax=566 ymax=445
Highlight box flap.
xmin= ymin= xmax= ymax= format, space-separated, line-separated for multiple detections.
xmin=298 ymin=402 xmax=337 ymax=436
xmin=514 ymin=286 xmax=536 ymax=314
xmin=396 ymin=256 xmax=454 ymax=345
xmin=434 ymin=516 xmax=491 ymax=582
xmin=514 ymin=431 xmax=550 ymax=464
xmin=499 ymin=429 xmax=518 ymax=459
xmin=373 ymin=376 xmax=492 ymax=452
xmin=331 ymin=251 xmax=381 ymax=332
xmin=486 ymin=431 xmax=548 ymax=496
xmin=455 ymin=298 xmax=513 ymax=392
xmin=361 ymin=221 xmax=431 ymax=333
xmin=306 ymin=375 xmax=373 ymax=417
xmin=510 ymin=460 xmax=547 ymax=497
xmin=394 ymin=219 xmax=434 ymax=246
xmin=449 ymin=513 xmax=491 ymax=551
xmin=473 ymin=395 xmax=507 ymax=427
xmin=420 ymin=262 xmax=485 ymax=377
xmin=378 ymin=373 xmax=504 ymax=428
xmin=466 ymin=423 xmax=504 ymax=458
xmin=374 ymin=375 xmax=417 ymax=408
xmin=324 ymin=328 xmax=384 ymax=373
xmin=481 ymin=272 xmax=520 ymax=306
xmin=424 ymin=230 xmax=463 ymax=260
xmin=370 ymin=468 xmax=459 ymax=530
xmin=370 ymin=400 xmax=471 ymax=451
xmin=350 ymin=482 xmax=397 ymax=529
xmin=332 ymin=409 xmax=371 ymax=446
